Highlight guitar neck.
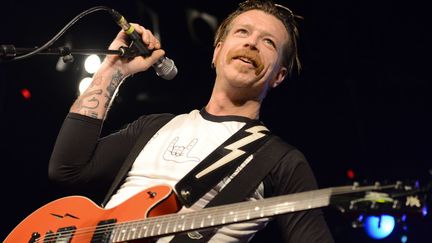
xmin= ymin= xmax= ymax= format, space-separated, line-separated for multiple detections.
xmin=111 ymin=183 xmax=397 ymax=241
xmin=111 ymin=186 xmax=339 ymax=241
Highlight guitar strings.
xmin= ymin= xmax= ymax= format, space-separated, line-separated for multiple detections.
xmin=36 ymin=194 xmax=332 ymax=242
xmin=36 ymin=184 xmax=397 ymax=242
xmin=36 ymin=184 xmax=395 ymax=242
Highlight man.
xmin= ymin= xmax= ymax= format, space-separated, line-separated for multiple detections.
xmin=49 ymin=0 xmax=334 ymax=242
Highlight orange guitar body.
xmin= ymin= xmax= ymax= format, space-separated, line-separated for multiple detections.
xmin=5 ymin=185 xmax=181 ymax=243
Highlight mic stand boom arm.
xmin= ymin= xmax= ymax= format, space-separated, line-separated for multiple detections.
xmin=0 ymin=44 xmax=138 ymax=63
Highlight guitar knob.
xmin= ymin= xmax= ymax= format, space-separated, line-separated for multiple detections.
xmin=392 ymin=200 xmax=401 ymax=209
xmin=349 ymin=201 xmax=357 ymax=210
xmin=374 ymin=181 xmax=381 ymax=189
xmin=181 ymin=189 xmax=191 ymax=201
xmin=29 ymin=232 xmax=41 ymax=243
xmin=395 ymin=181 xmax=403 ymax=189
xmin=370 ymin=201 xmax=379 ymax=210
xmin=147 ymin=191 xmax=157 ymax=198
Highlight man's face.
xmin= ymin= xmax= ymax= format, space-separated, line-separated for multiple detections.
xmin=213 ymin=10 xmax=288 ymax=98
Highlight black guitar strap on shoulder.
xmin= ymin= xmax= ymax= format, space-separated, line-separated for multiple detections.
xmin=171 ymin=131 xmax=295 ymax=242
xmin=174 ymin=120 xmax=271 ymax=207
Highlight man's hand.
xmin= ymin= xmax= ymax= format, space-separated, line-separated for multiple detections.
xmin=101 ymin=23 xmax=165 ymax=77
xmin=70 ymin=24 xmax=164 ymax=119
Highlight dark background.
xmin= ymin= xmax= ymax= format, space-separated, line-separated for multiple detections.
xmin=1 ymin=0 xmax=431 ymax=242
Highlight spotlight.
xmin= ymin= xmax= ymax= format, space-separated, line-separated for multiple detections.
xmin=78 ymin=77 xmax=93 ymax=95
xmin=84 ymin=54 xmax=101 ymax=74
xmin=21 ymin=88 xmax=31 ymax=100
xmin=364 ymin=214 xmax=395 ymax=239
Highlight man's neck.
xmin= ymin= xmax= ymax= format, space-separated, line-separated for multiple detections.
xmin=205 ymin=93 xmax=260 ymax=119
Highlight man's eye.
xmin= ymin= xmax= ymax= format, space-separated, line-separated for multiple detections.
xmin=236 ymin=29 xmax=248 ymax=35
xmin=264 ymin=39 xmax=275 ymax=47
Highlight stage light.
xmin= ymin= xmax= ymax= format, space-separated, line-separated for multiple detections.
xmin=346 ymin=168 xmax=355 ymax=179
xmin=84 ymin=54 xmax=101 ymax=74
xmin=21 ymin=88 xmax=31 ymax=100
xmin=364 ymin=214 xmax=395 ymax=239
xmin=79 ymin=77 xmax=93 ymax=95
xmin=422 ymin=205 xmax=428 ymax=216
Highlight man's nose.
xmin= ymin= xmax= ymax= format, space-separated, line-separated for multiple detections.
xmin=243 ymin=35 xmax=259 ymax=50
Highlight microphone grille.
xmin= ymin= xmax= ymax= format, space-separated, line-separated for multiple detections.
xmin=153 ymin=57 xmax=178 ymax=80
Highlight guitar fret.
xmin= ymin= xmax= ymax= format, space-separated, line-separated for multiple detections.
xmin=143 ymin=225 xmax=149 ymax=238
xmin=181 ymin=214 xmax=186 ymax=231
xmin=136 ymin=224 xmax=142 ymax=239
xmin=156 ymin=222 xmax=162 ymax=235
xmin=190 ymin=217 xmax=195 ymax=229
xmin=199 ymin=216 xmax=204 ymax=228
xmin=149 ymin=221 xmax=156 ymax=237
xmin=114 ymin=227 xmax=120 ymax=242
xmin=126 ymin=223 xmax=133 ymax=240
xmin=172 ymin=219 xmax=177 ymax=233
xmin=110 ymin=228 xmax=118 ymax=242
xmin=165 ymin=218 xmax=171 ymax=234
xmin=131 ymin=226 xmax=137 ymax=240
xmin=118 ymin=227 xmax=126 ymax=242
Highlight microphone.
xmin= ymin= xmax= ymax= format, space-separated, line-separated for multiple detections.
xmin=110 ymin=9 xmax=177 ymax=80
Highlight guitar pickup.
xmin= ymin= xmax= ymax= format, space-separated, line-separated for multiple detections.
xmin=46 ymin=226 xmax=76 ymax=243
xmin=91 ymin=218 xmax=117 ymax=243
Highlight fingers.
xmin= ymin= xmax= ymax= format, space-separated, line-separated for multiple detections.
xmin=131 ymin=23 xmax=161 ymax=50
xmin=168 ymin=137 xmax=179 ymax=150
xmin=104 ymin=23 xmax=164 ymax=75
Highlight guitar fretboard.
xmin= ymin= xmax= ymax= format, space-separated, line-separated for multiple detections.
xmin=110 ymin=187 xmax=335 ymax=241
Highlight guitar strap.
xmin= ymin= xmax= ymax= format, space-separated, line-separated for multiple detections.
xmin=174 ymin=120 xmax=271 ymax=207
xmin=170 ymin=133 xmax=294 ymax=242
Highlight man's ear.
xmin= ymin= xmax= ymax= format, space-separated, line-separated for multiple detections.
xmin=212 ymin=42 xmax=222 ymax=66
xmin=271 ymin=66 xmax=288 ymax=88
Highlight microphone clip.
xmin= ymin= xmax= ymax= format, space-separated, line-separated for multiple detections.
xmin=118 ymin=45 xmax=140 ymax=59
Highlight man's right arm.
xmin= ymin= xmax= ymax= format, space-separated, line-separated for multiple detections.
xmin=70 ymin=23 xmax=165 ymax=120
xmin=70 ymin=65 xmax=125 ymax=120
xmin=48 ymin=25 xmax=165 ymax=192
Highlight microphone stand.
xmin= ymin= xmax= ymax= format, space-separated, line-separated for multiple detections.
xmin=0 ymin=44 xmax=139 ymax=62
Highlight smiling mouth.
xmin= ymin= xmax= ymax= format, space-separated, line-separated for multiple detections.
xmin=226 ymin=49 xmax=264 ymax=75
xmin=235 ymin=56 xmax=257 ymax=67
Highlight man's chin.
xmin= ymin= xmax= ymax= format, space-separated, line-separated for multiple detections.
xmin=232 ymin=63 xmax=258 ymax=75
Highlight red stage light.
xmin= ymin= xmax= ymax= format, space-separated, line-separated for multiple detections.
xmin=21 ymin=88 xmax=31 ymax=100
xmin=346 ymin=169 xmax=355 ymax=179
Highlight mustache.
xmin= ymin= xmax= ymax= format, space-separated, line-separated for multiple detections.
xmin=227 ymin=49 xmax=262 ymax=68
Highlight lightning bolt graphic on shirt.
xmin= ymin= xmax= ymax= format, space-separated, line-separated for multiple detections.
xmin=195 ymin=125 xmax=268 ymax=179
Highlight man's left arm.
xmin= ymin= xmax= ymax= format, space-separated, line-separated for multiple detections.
xmin=267 ymin=149 xmax=335 ymax=243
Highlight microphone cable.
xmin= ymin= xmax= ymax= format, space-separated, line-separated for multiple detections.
xmin=4 ymin=6 xmax=113 ymax=61
xmin=2 ymin=6 xmax=177 ymax=79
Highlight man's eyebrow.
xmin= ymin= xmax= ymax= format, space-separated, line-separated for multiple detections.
xmin=235 ymin=23 xmax=277 ymax=39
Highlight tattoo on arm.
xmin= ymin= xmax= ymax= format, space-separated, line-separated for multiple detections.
xmin=73 ymin=89 xmax=103 ymax=112
xmin=106 ymin=70 xmax=124 ymax=99
xmin=72 ymin=69 xmax=124 ymax=119
xmin=104 ymin=69 xmax=124 ymax=109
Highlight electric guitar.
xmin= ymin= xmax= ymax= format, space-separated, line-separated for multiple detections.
xmin=5 ymin=181 xmax=429 ymax=242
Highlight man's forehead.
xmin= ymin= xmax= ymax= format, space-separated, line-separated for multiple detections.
xmin=230 ymin=10 xmax=289 ymax=40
